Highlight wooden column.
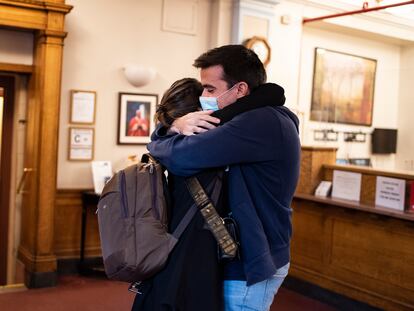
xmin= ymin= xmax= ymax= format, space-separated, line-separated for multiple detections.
xmin=18 ymin=29 xmax=67 ymax=288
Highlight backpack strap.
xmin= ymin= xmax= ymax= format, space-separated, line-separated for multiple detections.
xmin=185 ymin=175 xmax=238 ymax=259
xmin=171 ymin=174 xmax=222 ymax=239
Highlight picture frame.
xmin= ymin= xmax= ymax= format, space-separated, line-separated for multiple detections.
xmin=68 ymin=127 xmax=94 ymax=161
xmin=118 ymin=92 xmax=158 ymax=145
xmin=70 ymin=90 xmax=97 ymax=124
xmin=310 ymin=48 xmax=377 ymax=126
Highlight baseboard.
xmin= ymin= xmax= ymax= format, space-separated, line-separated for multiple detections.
xmin=57 ymin=257 xmax=104 ymax=276
xmin=25 ymin=270 xmax=57 ymax=288
xmin=283 ymin=276 xmax=382 ymax=311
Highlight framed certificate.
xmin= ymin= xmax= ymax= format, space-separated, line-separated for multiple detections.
xmin=68 ymin=127 xmax=94 ymax=161
xmin=70 ymin=90 xmax=97 ymax=124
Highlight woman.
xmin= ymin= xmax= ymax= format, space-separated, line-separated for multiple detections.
xmin=132 ymin=78 xmax=285 ymax=311
xmin=132 ymin=78 xmax=225 ymax=311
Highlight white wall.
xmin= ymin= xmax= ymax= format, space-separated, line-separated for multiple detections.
xmin=298 ymin=27 xmax=400 ymax=168
xmin=252 ymin=0 xmax=409 ymax=169
xmin=57 ymin=0 xmax=414 ymax=188
xmin=58 ymin=0 xmax=214 ymax=188
xmin=396 ymin=44 xmax=414 ymax=171
xmin=0 ymin=29 xmax=33 ymax=65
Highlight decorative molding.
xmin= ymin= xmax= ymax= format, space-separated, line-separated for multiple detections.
xmin=0 ymin=0 xmax=72 ymax=31
xmin=0 ymin=0 xmax=73 ymax=14
xmin=162 ymin=0 xmax=198 ymax=35
xmin=232 ymin=0 xmax=280 ymax=43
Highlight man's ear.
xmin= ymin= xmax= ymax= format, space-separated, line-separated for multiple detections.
xmin=236 ymin=82 xmax=249 ymax=98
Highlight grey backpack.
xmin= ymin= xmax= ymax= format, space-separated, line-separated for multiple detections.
xmin=97 ymin=154 xmax=178 ymax=282
xmin=97 ymin=153 xmax=224 ymax=284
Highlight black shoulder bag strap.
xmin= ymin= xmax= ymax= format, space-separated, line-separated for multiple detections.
xmin=185 ymin=175 xmax=238 ymax=259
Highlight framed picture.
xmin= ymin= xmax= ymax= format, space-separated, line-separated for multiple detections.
xmin=118 ymin=92 xmax=158 ymax=145
xmin=310 ymin=48 xmax=377 ymax=126
xmin=70 ymin=90 xmax=96 ymax=124
xmin=68 ymin=127 xmax=94 ymax=161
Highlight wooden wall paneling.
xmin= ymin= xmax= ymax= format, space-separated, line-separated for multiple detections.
xmin=54 ymin=190 xmax=101 ymax=259
xmin=291 ymin=202 xmax=327 ymax=268
xmin=330 ymin=216 xmax=414 ymax=294
xmin=290 ymin=197 xmax=414 ymax=310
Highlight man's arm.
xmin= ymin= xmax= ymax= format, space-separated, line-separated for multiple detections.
xmin=148 ymin=107 xmax=282 ymax=176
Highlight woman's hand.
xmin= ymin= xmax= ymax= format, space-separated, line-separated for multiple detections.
xmin=171 ymin=111 xmax=220 ymax=136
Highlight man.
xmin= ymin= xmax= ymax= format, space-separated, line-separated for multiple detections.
xmin=148 ymin=45 xmax=301 ymax=311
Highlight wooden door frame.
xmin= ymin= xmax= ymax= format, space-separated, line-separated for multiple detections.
xmin=0 ymin=0 xmax=73 ymax=288
xmin=0 ymin=75 xmax=15 ymax=285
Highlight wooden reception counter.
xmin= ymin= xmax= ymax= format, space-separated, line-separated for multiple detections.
xmin=290 ymin=147 xmax=414 ymax=311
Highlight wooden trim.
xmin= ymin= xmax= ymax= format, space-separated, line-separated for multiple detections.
xmin=0 ymin=63 xmax=33 ymax=74
xmin=301 ymin=146 xmax=338 ymax=151
xmin=294 ymin=193 xmax=414 ymax=222
xmin=0 ymin=0 xmax=73 ymax=13
xmin=323 ymin=164 xmax=414 ymax=180
xmin=0 ymin=75 xmax=15 ymax=285
xmin=0 ymin=1 xmax=72 ymax=31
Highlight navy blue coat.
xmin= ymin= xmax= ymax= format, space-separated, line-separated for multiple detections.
xmin=148 ymin=105 xmax=301 ymax=285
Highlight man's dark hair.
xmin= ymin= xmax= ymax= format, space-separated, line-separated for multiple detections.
xmin=156 ymin=78 xmax=202 ymax=127
xmin=193 ymin=44 xmax=267 ymax=90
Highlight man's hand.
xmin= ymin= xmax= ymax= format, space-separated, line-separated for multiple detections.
xmin=171 ymin=111 xmax=220 ymax=136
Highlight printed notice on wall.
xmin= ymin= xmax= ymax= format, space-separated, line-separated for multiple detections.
xmin=375 ymin=176 xmax=406 ymax=211
xmin=331 ymin=170 xmax=362 ymax=202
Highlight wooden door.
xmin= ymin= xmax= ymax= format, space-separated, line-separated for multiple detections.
xmin=0 ymin=76 xmax=15 ymax=285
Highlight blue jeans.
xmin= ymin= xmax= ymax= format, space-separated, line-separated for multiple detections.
xmin=223 ymin=263 xmax=290 ymax=311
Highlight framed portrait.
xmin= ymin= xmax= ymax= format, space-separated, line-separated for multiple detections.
xmin=118 ymin=92 xmax=158 ymax=144
xmin=70 ymin=90 xmax=96 ymax=124
xmin=310 ymin=48 xmax=377 ymax=126
xmin=68 ymin=127 xmax=94 ymax=161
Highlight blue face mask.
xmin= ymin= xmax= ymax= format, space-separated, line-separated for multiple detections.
xmin=199 ymin=84 xmax=238 ymax=111
xmin=199 ymin=96 xmax=219 ymax=111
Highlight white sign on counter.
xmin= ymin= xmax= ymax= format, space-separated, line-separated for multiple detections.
xmin=331 ymin=170 xmax=362 ymax=202
xmin=375 ymin=176 xmax=406 ymax=211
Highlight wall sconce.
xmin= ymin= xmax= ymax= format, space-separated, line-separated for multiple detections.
xmin=123 ymin=65 xmax=156 ymax=87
